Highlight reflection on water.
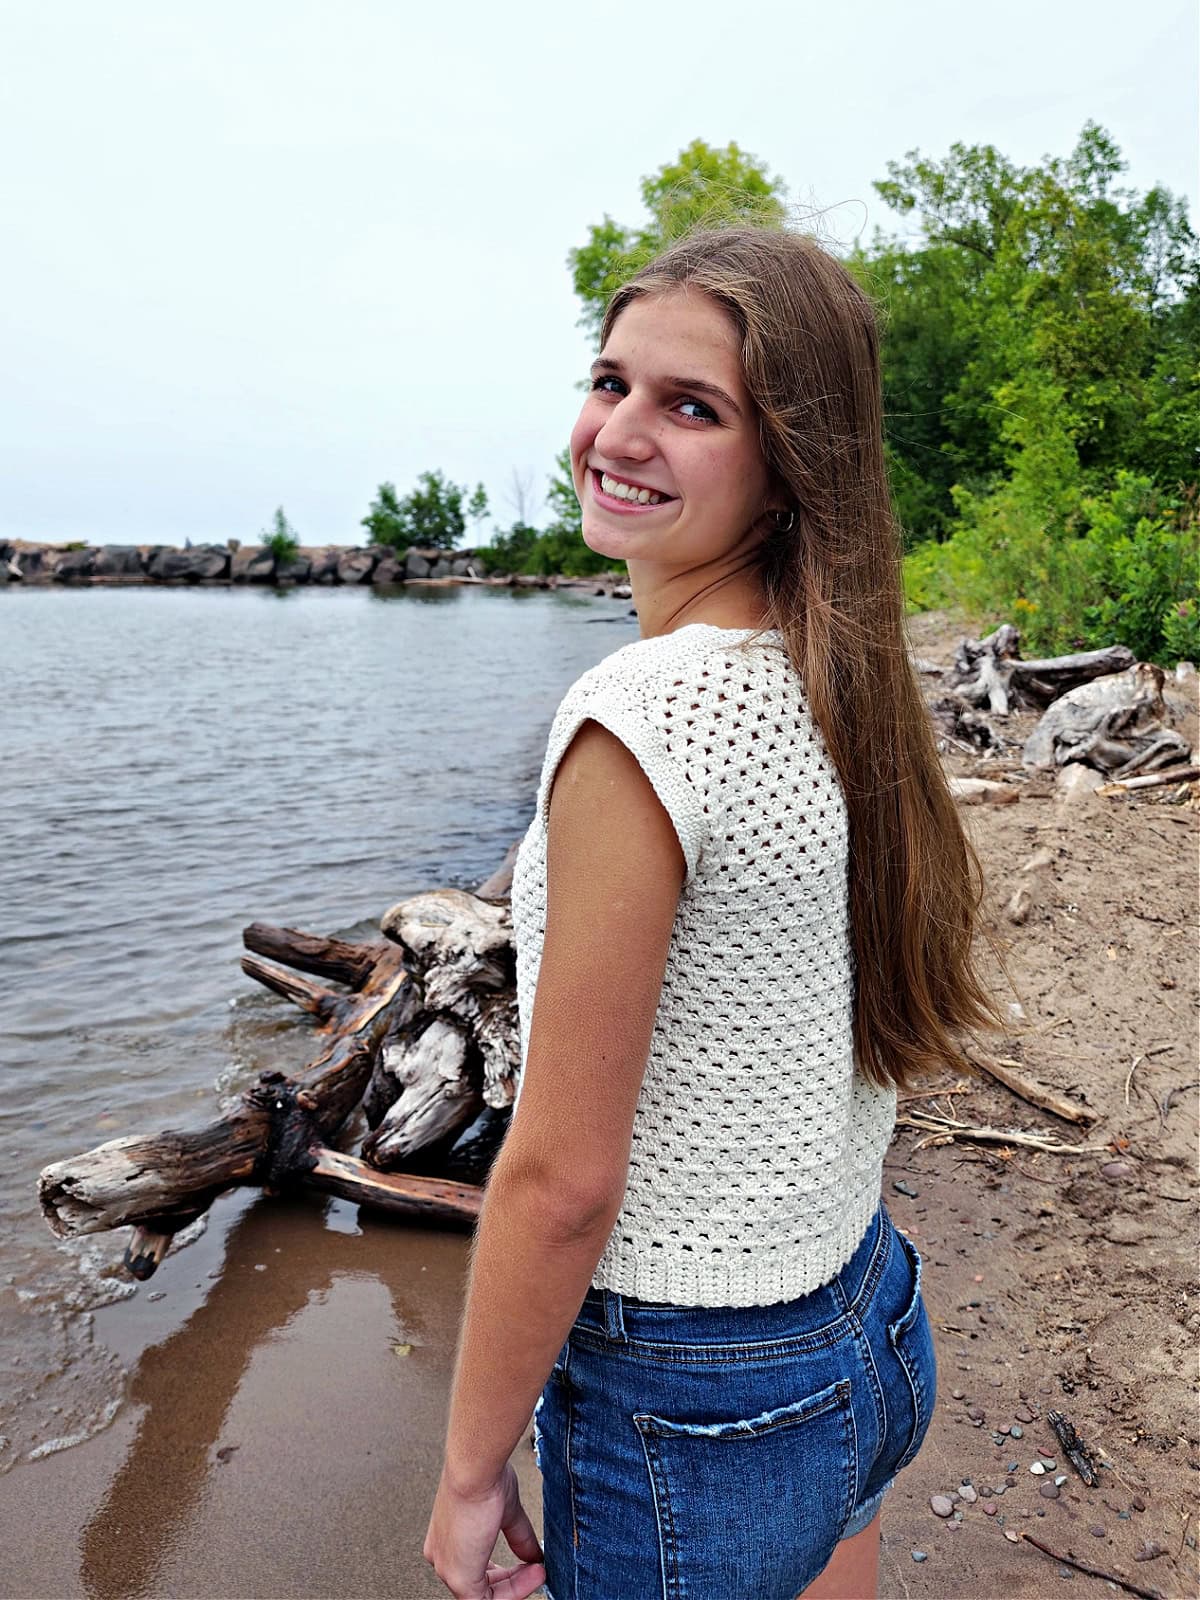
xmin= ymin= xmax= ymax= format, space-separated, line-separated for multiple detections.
xmin=1 ymin=583 xmax=632 ymax=1479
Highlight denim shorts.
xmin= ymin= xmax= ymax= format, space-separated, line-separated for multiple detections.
xmin=531 ymin=1204 xmax=936 ymax=1600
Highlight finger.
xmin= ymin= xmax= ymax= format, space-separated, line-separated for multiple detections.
xmin=483 ymin=1560 xmax=547 ymax=1600
xmin=502 ymin=1502 xmax=545 ymax=1565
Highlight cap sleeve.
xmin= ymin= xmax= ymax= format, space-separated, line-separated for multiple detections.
xmin=533 ymin=665 xmax=707 ymax=887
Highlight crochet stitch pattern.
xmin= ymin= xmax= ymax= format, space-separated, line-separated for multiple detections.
xmin=510 ymin=622 xmax=896 ymax=1308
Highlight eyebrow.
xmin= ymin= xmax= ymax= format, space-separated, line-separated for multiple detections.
xmin=590 ymin=356 xmax=743 ymax=419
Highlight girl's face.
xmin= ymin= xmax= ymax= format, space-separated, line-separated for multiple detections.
xmin=570 ymin=289 xmax=773 ymax=569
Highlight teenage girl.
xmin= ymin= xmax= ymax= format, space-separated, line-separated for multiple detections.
xmin=423 ymin=226 xmax=997 ymax=1600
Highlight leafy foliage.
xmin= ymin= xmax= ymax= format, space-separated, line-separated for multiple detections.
xmin=362 ymin=472 xmax=489 ymax=552
xmin=864 ymin=122 xmax=1200 ymax=661
xmin=568 ymin=140 xmax=787 ymax=338
xmin=262 ymin=507 xmax=299 ymax=562
xmin=477 ymin=451 xmax=613 ymax=577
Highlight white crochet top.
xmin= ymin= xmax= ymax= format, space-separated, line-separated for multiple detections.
xmin=510 ymin=623 xmax=896 ymax=1308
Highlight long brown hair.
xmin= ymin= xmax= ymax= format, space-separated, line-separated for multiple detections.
xmin=602 ymin=226 xmax=1001 ymax=1091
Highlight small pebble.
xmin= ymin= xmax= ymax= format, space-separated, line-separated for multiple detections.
xmin=983 ymin=1502 xmax=998 ymax=1517
xmin=1058 ymin=1565 xmax=1074 ymax=1579
xmin=930 ymin=1495 xmax=955 ymax=1518
xmin=951 ymin=1387 xmax=965 ymax=1400
xmin=1100 ymin=1161 xmax=1132 ymax=1181
xmin=1131 ymin=1494 xmax=1147 ymax=1512
xmin=911 ymin=1550 xmax=927 ymax=1563
xmin=1089 ymin=1525 xmax=1107 ymax=1538
xmin=1030 ymin=1462 xmax=1046 ymax=1476
xmin=1039 ymin=1482 xmax=1060 ymax=1500
xmin=1041 ymin=1459 xmax=1057 ymax=1471
xmin=1007 ymin=1462 xmax=1019 ymax=1473
xmin=1055 ymin=1475 xmax=1067 ymax=1486
xmin=1010 ymin=1423 xmax=1024 ymax=1439
xmin=893 ymin=1180 xmax=919 ymax=1198
xmin=1015 ymin=1406 xmax=1034 ymax=1423
xmin=967 ymin=1406 xmax=984 ymax=1422
xmin=959 ymin=1484 xmax=977 ymax=1504
xmin=1004 ymin=1530 xmax=1020 ymax=1543
xmin=147 ymin=1291 xmax=165 ymax=1302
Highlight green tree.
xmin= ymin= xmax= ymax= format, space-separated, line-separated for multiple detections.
xmin=360 ymin=481 xmax=406 ymax=547
xmin=869 ymin=121 xmax=1198 ymax=542
xmin=362 ymin=471 xmax=489 ymax=552
xmin=545 ymin=447 xmax=582 ymax=541
xmin=262 ymin=506 xmax=299 ymax=562
xmin=569 ymin=139 xmax=787 ymax=338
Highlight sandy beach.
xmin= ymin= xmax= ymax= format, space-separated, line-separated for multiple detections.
xmin=5 ymin=614 xmax=1197 ymax=1600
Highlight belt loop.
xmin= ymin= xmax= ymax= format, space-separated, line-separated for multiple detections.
xmin=602 ymin=1288 xmax=628 ymax=1342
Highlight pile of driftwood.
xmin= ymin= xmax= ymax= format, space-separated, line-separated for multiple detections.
xmin=37 ymin=624 xmax=1195 ymax=1278
xmin=38 ymin=856 xmax=523 ymax=1279
xmin=922 ymin=624 xmax=1196 ymax=788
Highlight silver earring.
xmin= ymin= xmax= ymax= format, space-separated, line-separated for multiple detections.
xmin=770 ymin=508 xmax=796 ymax=534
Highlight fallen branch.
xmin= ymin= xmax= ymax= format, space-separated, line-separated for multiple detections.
xmin=1019 ymin=1533 xmax=1165 ymax=1600
xmin=962 ymin=1043 xmax=1097 ymax=1126
xmin=38 ymin=925 xmax=414 ymax=1270
xmin=896 ymin=1108 xmax=1108 ymax=1155
xmin=1045 ymin=1409 xmax=1101 ymax=1487
xmin=1098 ymin=765 xmax=1200 ymax=794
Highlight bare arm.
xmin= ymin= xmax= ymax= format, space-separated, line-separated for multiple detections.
xmin=440 ymin=716 xmax=687 ymax=1495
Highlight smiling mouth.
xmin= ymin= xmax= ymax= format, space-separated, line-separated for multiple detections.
xmin=591 ymin=469 xmax=675 ymax=509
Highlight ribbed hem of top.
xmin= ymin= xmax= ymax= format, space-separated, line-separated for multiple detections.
xmin=588 ymin=1184 xmax=882 ymax=1309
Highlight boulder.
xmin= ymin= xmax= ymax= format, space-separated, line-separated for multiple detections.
xmin=148 ymin=545 xmax=230 ymax=581
xmin=277 ymin=553 xmax=311 ymax=582
xmin=336 ymin=549 xmax=377 ymax=584
xmin=405 ymin=550 xmax=432 ymax=579
xmin=1054 ymin=763 xmax=1105 ymax=807
xmin=450 ymin=557 xmax=474 ymax=577
xmin=52 ymin=548 xmax=96 ymax=581
xmin=92 ymin=546 xmax=144 ymax=578
xmin=372 ymin=553 xmax=404 ymax=585
xmin=231 ymin=546 xmax=276 ymax=582
xmin=308 ymin=548 xmax=340 ymax=584
xmin=430 ymin=558 xmax=453 ymax=578
xmin=12 ymin=545 xmax=50 ymax=579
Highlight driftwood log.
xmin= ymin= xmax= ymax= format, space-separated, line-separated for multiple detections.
xmin=928 ymin=625 xmax=1193 ymax=779
xmin=37 ymin=889 xmax=522 ymax=1278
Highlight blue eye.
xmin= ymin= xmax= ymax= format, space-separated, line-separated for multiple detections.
xmin=591 ymin=374 xmax=625 ymax=394
xmin=678 ymin=397 xmax=718 ymax=423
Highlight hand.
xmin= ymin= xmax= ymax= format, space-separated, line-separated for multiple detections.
xmin=423 ymin=1459 xmax=547 ymax=1599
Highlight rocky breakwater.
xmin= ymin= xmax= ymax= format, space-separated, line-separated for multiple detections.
xmin=0 ymin=539 xmax=632 ymax=596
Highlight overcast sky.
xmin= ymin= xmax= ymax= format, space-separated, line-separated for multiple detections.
xmin=3 ymin=1 xmax=1196 ymax=548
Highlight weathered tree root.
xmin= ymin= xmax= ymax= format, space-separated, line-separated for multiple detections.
xmin=38 ymin=919 xmax=484 ymax=1279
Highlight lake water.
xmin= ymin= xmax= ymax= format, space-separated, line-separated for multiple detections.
xmin=0 ymin=582 xmax=635 ymax=1471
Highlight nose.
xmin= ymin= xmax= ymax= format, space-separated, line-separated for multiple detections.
xmin=594 ymin=391 xmax=656 ymax=462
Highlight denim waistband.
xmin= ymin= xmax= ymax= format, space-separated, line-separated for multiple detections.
xmin=573 ymin=1205 xmax=892 ymax=1346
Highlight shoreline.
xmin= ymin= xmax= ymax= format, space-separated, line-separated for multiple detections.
xmin=0 ymin=538 xmax=631 ymax=597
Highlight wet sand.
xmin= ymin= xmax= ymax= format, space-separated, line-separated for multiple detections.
xmin=0 ymin=1190 xmax=544 ymax=1600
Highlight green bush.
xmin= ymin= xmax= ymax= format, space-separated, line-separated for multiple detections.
xmin=904 ymin=473 xmax=1199 ymax=663
xmin=1077 ymin=475 xmax=1198 ymax=661
xmin=262 ymin=507 xmax=299 ymax=563
xmin=1161 ymin=598 xmax=1200 ymax=663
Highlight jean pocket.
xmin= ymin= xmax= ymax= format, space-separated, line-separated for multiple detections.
xmin=633 ymin=1379 xmax=857 ymax=1600
xmin=886 ymin=1230 xmax=937 ymax=1473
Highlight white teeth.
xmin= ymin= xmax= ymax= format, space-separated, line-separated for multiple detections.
xmin=600 ymin=472 xmax=663 ymax=505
